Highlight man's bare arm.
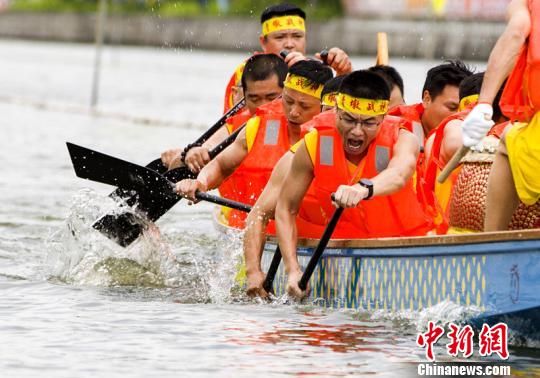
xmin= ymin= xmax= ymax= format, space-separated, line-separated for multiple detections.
xmin=243 ymin=152 xmax=293 ymax=297
xmin=480 ymin=0 xmax=530 ymax=104
xmin=440 ymin=119 xmax=464 ymax=165
xmin=275 ymin=142 xmax=314 ymax=297
xmin=370 ymin=129 xmax=419 ymax=196
xmin=196 ymin=127 xmax=249 ymax=190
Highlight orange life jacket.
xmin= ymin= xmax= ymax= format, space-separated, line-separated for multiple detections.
xmin=388 ymin=103 xmax=427 ymax=144
xmin=298 ymin=116 xmax=433 ymax=239
xmin=294 ymin=109 xmax=337 ymax=238
xmin=300 ymin=108 xmax=336 ymax=133
xmin=218 ymin=109 xmax=254 ymax=202
xmin=225 ymin=108 xmax=252 ymax=134
xmin=422 ymin=110 xmax=470 ymax=233
xmin=227 ymin=100 xmax=308 ymax=229
xmin=500 ymin=0 xmax=540 ymax=122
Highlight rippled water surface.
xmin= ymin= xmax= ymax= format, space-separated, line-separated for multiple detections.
xmin=1 ymin=39 xmax=539 ymax=377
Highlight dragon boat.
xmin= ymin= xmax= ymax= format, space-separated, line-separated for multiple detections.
xmin=215 ymin=210 xmax=540 ymax=342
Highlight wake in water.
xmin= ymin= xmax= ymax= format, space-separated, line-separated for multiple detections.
xmin=45 ymin=189 xmax=245 ymax=303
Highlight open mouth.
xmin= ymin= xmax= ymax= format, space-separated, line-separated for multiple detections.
xmin=346 ymin=138 xmax=364 ymax=151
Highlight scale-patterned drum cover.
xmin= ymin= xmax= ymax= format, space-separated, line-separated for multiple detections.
xmin=448 ymin=148 xmax=540 ymax=231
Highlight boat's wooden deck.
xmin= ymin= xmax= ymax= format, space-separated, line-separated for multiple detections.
xmin=212 ymin=206 xmax=540 ymax=249
xmin=267 ymin=229 xmax=540 ymax=248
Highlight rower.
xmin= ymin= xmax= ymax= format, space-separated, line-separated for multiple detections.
xmin=445 ymin=81 xmax=540 ymax=233
xmin=388 ymin=61 xmax=472 ymax=218
xmin=242 ymin=76 xmax=347 ymax=298
xmin=459 ymin=0 xmax=540 ymax=232
xmin=368 ymin=65 xmax=405 ymax=109
xmin=223 ymin=3 xmax=352 ymax=113
xmin=175 ymin=60 xmax=333 ymax=229
xmin=274 ymin=71 xmax=433 ymax=299
xmin=422 ymin=72 xmax=486 ymax=233
xmin=389 ymin=61 xmax=472 ymax=146
xmin=161 ymin=54 xmax=288 ymax=172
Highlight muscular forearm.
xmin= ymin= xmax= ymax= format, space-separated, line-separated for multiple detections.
xmin=275 ymin=202 xmax=300 ymax=274
xmin=243 ymin=209 xmax=271 ymax=275
xmin=370 ymin=165 xmax=410 ymax=197
xmin=480 ymin=36 xmax=525 ymax=104
xmin=196 ymin=159 xmax=226 ymax=190
xmin=480 ymin=4 xmax=530 ymax=104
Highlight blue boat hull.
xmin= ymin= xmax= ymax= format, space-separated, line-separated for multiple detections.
xmin=262 ymin=233 xmax=540 ymax=341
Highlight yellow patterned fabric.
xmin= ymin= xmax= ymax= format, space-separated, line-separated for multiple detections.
xmin=507 ymin=114 xmax=540 ymax=205
xmin=322 ymin=92 xmax=338 ymax=107
xmin=458 ymin=94 xmax=478 ymax=111
xmin=337 ymin=93 xmax=389 ymax=116
xmin=284 ymin=73 xmax=323 ymax=99
xmin=262 ymin=15 xmax=305 ymax=36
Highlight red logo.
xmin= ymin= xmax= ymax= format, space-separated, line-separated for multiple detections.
xmin=479 ymin=323 xmax=509 ymax=360
xmin=417 ymin=321 xmax=509 ymax=361
xmin=417 ymin=321 xmax=445 ymax=361
xmin=446 ymin=323 xmax=474 ymax=358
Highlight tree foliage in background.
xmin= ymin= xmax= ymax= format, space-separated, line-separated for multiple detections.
xmin=9 ymin=0 xmax=342 ymax=19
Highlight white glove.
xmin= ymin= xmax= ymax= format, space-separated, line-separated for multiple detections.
xmin=461 ymin=103 xmax=495 ymax=147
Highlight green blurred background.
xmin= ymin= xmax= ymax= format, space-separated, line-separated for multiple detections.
xmin=9 ymin=0 xmax=343 ymax=19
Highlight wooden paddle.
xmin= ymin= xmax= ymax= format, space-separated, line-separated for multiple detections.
xmin=376 ymin=32 xmax=389 ymax=66
xmin=298 ymin=194 xmax=344 ymax=291
xmin=437 ymin=145 xmax=469 ymax=183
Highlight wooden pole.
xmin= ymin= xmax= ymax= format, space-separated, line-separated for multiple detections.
xmin=91 ymin=0 xmax=107 ymax=108
xmin=376 ymin=32 xmax=389 ymax=66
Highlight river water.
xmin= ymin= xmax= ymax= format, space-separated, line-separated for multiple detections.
xmin=1 ymin=39 xmax=539 ymax=377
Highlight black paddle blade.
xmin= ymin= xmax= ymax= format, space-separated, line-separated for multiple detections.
xmin=67 ymin=142 xmax=173 ymax=194
xmin=66 ymin=142 xmax=194 ymax=246
xmin=92 ymin=167 xmax=195 ymax=247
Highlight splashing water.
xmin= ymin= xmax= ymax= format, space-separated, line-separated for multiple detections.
xmin=45 ymin=189 xmax=254 ymax=305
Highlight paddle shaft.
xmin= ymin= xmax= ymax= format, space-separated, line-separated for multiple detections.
xmin=262 ymin=246 xmax=281 ymax=293
xmin=194 ymin=191 xmax=251 ymax=213
xmin=193 ymin=98 xmax=246 ymax=146
xmin=437 ymin=145 xmax=469 ymax=183
xmin=298 ymin=206 xmax=344 ymax=291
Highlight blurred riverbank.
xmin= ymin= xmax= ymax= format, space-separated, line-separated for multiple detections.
xmin=0 ymin=11 xmax=504 ymax=60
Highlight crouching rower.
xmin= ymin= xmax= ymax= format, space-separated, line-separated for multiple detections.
xmin=174 ymin=60 xmax=333 ymax=229
xmin=273 ymin=70 xmax=433 ymax=299
xmin=161 ymin=53 xmax=288 ymax=172
xmin=243 ymin=75 xmax=344 ymax=298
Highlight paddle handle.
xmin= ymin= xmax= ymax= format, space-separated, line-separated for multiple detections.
xmin=437 ymin=146 xmax=469 ymax=184
xmin=263 ymin=246 xmax=282 ymax=293
xmin=376 ymin=32 xmax=389 ymax=66
xmin=193 ymin=98 xmax=246 ymax=146
xmin=298 ymin=197 xmax=344 ymax=291
xmin=320 ymin=49 xmax=329 ymax=64
xmin=194 ymin=191 xmax=252 ymax=213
